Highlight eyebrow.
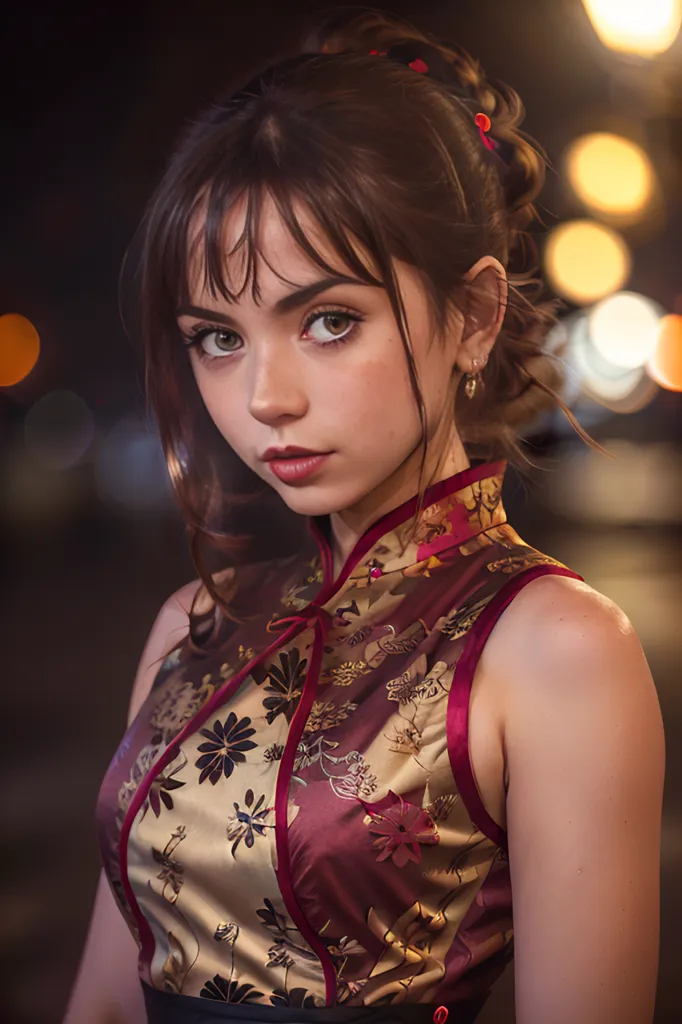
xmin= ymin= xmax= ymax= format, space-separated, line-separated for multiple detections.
xmin=176 ymin=274 xmax=374 ymax=325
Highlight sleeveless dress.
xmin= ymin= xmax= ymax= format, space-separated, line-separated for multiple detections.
xmin=95 ymin=459 xmax=584 ymax=1024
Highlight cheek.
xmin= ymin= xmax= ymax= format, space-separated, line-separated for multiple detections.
xmin=324 ymin=351 xmax=418 ymax=435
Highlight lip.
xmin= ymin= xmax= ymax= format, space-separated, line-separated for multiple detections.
xmin=267 ymin=452 xmax=331 ymax=484
xmin=261 ymin=446 xmax=328 ymax=461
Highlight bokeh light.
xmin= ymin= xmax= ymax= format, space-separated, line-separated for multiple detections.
xmin=95 ymin=415 xmax=172 ymax=512
xmin=588 ymin=291 xmax=663 ymax=369
xmin=0 ymin=313 xmax=40 ymax=386
xmin=546 ymin=439 xmax=682 ymax=524
xmin=544 ymin=220 xmax=631 ymax=305
xmin=24 ymin=390 xmax=95 ymax=470
xmin=544 ymin=318 xmax=585 ymax=408
xmin=569 ymin=312 xmax=660 ymax=413
xmin=3 ymin=442 xmax=87 ymax=526
xmin=564 ymin=133 xmax=654 ymax=220
xmin=582 ymin=0 xmax=682 ymax=56
xmin=647 ymin=314 xmax=682 ymax=391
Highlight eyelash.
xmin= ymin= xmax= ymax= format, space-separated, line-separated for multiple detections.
xmin=182 ymin=306 xmax=365 ymax=364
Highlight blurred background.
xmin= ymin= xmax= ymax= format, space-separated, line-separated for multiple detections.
xmin=1 ymin=1 xmax=680 ymax=1021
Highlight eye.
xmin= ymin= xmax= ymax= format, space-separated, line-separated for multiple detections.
xmin=303 ymin=307 xmax=364 ymax=347
xmin=182 ymin=305 xmax=364 ymax=364
xmin=183 ymin=326 xmax=241 ymax=362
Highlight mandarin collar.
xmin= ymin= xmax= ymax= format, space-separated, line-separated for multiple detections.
xmin=306 ymin=459 xmax=508 ymax=600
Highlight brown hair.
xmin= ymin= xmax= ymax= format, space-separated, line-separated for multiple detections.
xmin=134 ymin=7 xmax=604 ymax=631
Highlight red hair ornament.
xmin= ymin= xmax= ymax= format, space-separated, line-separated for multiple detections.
xmin=368 ymin=48 xmax=499 ymax=154
xmin=474 ymin=112 xmax=497 ymax=152
xmin=369 ymin=48 xmax=428 ymax=74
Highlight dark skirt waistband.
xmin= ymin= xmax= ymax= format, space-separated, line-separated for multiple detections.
xmin=141 ymin=983 xmax=484 ymax=1024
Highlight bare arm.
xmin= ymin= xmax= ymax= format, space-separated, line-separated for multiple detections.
xmin=62 ymin=580 xmax=201 ymax=1024
xmin=499 ymin=576 xmax=665 ymax=1024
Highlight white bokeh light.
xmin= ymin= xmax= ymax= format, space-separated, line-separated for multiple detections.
xmin=588 ymin=292 xmax=663 ymax=370
xmin=563 ymin=312 xmax=659 ymax=414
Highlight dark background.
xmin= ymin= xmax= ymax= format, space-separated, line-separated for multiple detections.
xmin=1 ymin=2 xmax=680 ymax=1022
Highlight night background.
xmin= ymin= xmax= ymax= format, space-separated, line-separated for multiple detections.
xmin=1 ymin=1 xmax=680 ymax=1022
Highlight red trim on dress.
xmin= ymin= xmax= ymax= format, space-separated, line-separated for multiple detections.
xmin=118 ymin=616 xmax=311 ymax=970
xmin=307 ymin=459 xmax=507 ymax=596
xmin=447 ymin=564 xmax=585 ymax=853
xmin=118 ymin=458 xmax=508 ymax=976
xmin=274 ymin=612 xmax=338 ymax=1004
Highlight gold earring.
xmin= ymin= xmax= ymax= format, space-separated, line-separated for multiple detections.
xmin=464 ymin=357 xmax=485 ymax=399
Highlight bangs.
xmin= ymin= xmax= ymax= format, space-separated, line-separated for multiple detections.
xmin=195 ymin=179 xmax=387 ymax=309
xmin=142 ymin=48 xmax=465 ymax=343
xmin=152 ymin=150 xmax=417 ymax=345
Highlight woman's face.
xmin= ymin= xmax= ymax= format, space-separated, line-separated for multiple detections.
xmin=178 ymin=193 xmax=479 ymax=521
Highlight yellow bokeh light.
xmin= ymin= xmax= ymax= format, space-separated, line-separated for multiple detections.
xmin=647 ymin=314 xmax=682 ymax=391
xmin=544 ymin=220 xmax=631 ymax=305
xmin=565 ymin=133 xmax=654 ymax=218
xmin=583 ymin=0 xmax=682 ymax=56
xmin=0 ymin=313 xmax=41 ymax=386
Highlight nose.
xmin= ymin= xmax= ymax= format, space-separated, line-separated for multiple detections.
xmin=247 ymin=347 xmax=309 ymax=425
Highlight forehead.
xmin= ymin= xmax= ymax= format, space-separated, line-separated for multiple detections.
xmin=187 ymin=189 xmax=369 ymax=302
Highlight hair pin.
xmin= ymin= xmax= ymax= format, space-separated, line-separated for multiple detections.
xmin=368 ymin=49 xmax=498 ymax=154
xmin=474 ymin=112 xmax=497 ymax=152
xmin=369 ymin=48 xmax=428 ymax=73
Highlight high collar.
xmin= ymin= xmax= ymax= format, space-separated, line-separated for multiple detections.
xmin=307 ymin=459 xmax=508 ymax=601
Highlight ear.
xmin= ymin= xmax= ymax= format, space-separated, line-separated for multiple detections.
xmin=456 ymin=256 xmax=508 ymax=372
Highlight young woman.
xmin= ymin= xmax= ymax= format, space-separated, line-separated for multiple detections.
xmin=63 ymin=9 xmax=664 ymax=1024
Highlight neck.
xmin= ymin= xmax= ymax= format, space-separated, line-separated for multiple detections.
xmin=328 ymin=431 xmax=471 ymax=577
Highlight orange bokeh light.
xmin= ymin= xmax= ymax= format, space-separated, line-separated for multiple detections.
xmin=0 ymin=313 xmax=40 ymax=386
xmin=646 ymin=314 xmax=682 ymax=392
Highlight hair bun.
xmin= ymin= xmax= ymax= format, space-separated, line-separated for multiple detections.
xmin=299 ymin=12 xmax=520 ymax=180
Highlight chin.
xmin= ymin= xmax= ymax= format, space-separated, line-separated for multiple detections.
xmin=272 ymin=481 xmax=365 ymax=519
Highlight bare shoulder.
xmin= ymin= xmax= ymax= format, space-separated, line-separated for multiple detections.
xmin=150 ymin=577 xmax=205 ymax=656
xmin=164 ymin=577 xmax=205 ymax=620
xmin=494 ymin=571 xmax=622 ymax=636
xmin=126 ymin=578 xmax=203 ymax=725
xmin=484 ymin=572 xmax=639 ymax=694
xmin=485 ymin=573 xmax=665 ymax=1022
xmin=485 ymin=570 xmax=664 ymax=772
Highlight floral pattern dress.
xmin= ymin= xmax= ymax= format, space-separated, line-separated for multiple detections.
xmin=95 ymin=459 xmax=584 ymax=1019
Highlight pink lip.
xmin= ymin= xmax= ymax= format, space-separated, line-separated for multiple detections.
xmin=261 ymin=446 xmax=326 ymax=461
xmin=267 ymin=452 xmax=331 ymax=484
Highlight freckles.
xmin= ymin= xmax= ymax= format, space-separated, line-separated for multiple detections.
xmin=342 ymin=383 xmax=404 ymax=440
xmin=358 ymin=352 xmax=405 ymax=393
xmin=340 ymin=363 xmax=387 ymax=411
